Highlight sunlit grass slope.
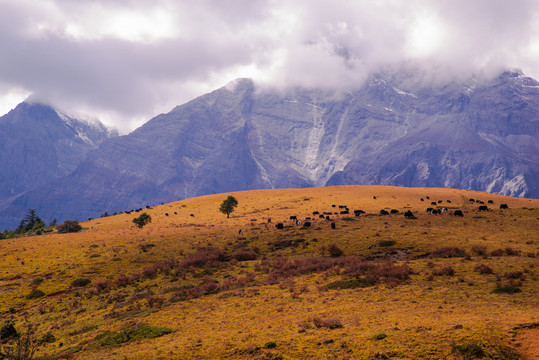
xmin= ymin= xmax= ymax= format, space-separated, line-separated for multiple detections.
xmin=0 ymin=185 xmax=537 ymax=359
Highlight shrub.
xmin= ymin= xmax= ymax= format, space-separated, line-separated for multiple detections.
xmin=504 ymin=271 xmax=525 ymax=280
xmin=180 ymin=247 xmax=227 ymax=270
xmin=378 ymin=240 xmax=396 ymax=247
xmin=471 ymin=245 xmax=488 ymax=256
xmin=264 ymin=341 xmax=277 ymax=349
xmin=40 ymin=332 xmax=56 ymax=344
xmin=56 ymin=220 xmax=82 ymax=233
xmin=312 ymin=317 xmax=343 ymax=329
xmin=431 ymin=247 xmax=467 ymax=258
xmin=325 ymin=279 xmax=371 ymax=290
xmin=26 ymin=289 xmax=45 ymax=299
xmin=94 ymin=325 xmax=174 ymax=347
xmin=433 ymin=266 xmax=455 ymax=276
xmin=328 ymin=244 xmax=343 ymax=257
xmin=490 ymin=249 xmax=505 ymax=257
xmin=0 ymin=322 xmax=18 ymax=341
xmin=71 ymin=278 xmax=91 ymax=287
xmin=452 ymin=342 xmax=484 ymax=359
xmin=492 ymin=285 xmax=521 ymax=294
xmin=370 ymin=333 xmax=387 ymax=340
xmin=474 ymin=264 xmax=493 ymax=275
xmin=504 ymin=247 xmax=520 ymax=256
xmin=94 ymin=279 xmax=110 ymax=293
xmin=231 ymin=248 xmax=258 ymax=261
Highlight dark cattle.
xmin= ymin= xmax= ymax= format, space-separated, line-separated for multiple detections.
xmin=426 ymin=196 xmax=430 ymax=199
xmin=431 ymin=209 xmax=441 ymax=215
xmin=446 ymin=200 xmax=451 ymax=203
xmin=135 ymin=209 xmax=140 ymax=212
xmin=125 ymin=211 xmax=131 ymax=214
xmin=190 ymin=214 xmax=195 ymax=217
xmin=372 ymin=196 xmax=377 ymax=199
xmin=290 ymin=216 xmax=297 ymax=220
xmin=238 ymin=229 xmax=243 ymax=235
xmin=478 ymin=200 xmax=485 ymax=204
xmin=313 ymin=211 xmax=320 ymax=215
xmin=268 ymin=218 xmax=272 ymax=223
xmin=488 ymin=200 xmax=494 ymax=204
xmin=340 ymin=210 xmax=349 ymax=215
xmin=146 ymin=205 xmax=151 ymax=209
xmin=420 ymin=198 xmax=424 ymax=201
xmin=334 ymin=212 xmax=338 ymax=215
xmin=380 ymin=210 xmax=389 ymax=215
xmin=469 ymin=198 xmax=475 ymax=202
xmin=500 ymin=204 xmax=509 ymax=209
xmin=339 ymin=205 xmax=345 ymax=209
xmin=331 ymin=222 xmax=336 ymax=229
xmin=305 ymin=217 xmax=311 ymax=220
xmin=165 ymin=213 xmax=169 ymax=216
xmin=454 ymin=210 xmax=464 ymax=217
xmin=326 ymin=216 xmax=331 ymax=220
xmin=303 ymin=222 xmax=311 ymax=228
xmin=431 ymin=202 xmax=437 ymax=206
xmin=174 ymin=212 xmax=177 ymax=215
xmin=478 ymin=206 xmax=488 ymax=211
xmin=437 ymin=200 xmax=442 ymax=204
xmin=404 ymin=210 xmax=415 ymax=219
xmin=332 ymin=205 xmax=336 ymax=207
xmin=319 ymin=214 xmax=325 ymax=219
xmin=390 ymin=209 xmax=399 ymax=214
xmin=276 ymin=223 xmax=284 ymax=229
xmin=426 ymin=208 xmax=433 ymax=212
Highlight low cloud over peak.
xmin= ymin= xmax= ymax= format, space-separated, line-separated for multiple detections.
xmin=1 ymin=0 xmax=538 ymax=133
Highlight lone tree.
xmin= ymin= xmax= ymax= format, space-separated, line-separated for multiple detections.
xmin=133 ymin=213 xmax=152 ymax=228
xmin=219 ymin=196 xmax=238 ymax=218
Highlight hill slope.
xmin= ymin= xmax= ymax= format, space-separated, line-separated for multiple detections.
xmin=0 ymin=185 xmax=537 ymax=359
xmin=1 ymin=70 xmax=538 ymax=228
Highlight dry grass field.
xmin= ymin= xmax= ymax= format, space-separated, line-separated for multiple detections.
xmin=0 ymin=185 xmax=537 ymax=359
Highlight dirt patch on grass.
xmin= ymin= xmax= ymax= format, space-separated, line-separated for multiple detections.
xmin=516 ymin=328 xmax=539 ymax=360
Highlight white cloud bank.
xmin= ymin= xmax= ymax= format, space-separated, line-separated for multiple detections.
xmin=0 ymin=0 xmax=538 ymax=133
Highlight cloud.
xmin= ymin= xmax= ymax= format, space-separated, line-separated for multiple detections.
xmin=0 ymin=0 xmax=538 ymax=133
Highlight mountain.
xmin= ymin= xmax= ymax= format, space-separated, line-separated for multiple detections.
xmin=0 ymin=102 xmax=118 ymax=228
xmin=0 ymin=70 xmax=537 ymax=228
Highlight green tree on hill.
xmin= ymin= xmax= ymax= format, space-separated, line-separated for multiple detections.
xmin=133 ymin=213 xmax=152 ymax=228
xmin=15 ymin=209 xmax=45 ymax=235
xmin=219 ymin=196 xmax=238 ymax=218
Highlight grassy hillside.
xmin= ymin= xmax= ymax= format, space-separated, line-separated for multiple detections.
xmin=0 ymin=185 xmax=537 ymax=359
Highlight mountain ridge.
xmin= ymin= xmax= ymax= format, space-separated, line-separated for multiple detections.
xmin=0 ymin=70 xmax=537 ymax=228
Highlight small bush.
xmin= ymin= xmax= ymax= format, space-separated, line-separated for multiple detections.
xmin=264 ymin=341 xmax=277 ymax=349
xmin=325 ymin=278 xmax=371 ymax=290
xmin=71 ymin=278 xmax=91 ymax=287
xmin=492 ymin=285 xmax=521 ymax=294
xmin=504 ymin=271 xmax=525 ymax=280
xmin=312 ymin=317 xmax=343 ymax=329
xmin=370 ymin=333 xmax=387 ymax=340
xmin=471 ymin=245 xmax=488 ymax=256
xmin=26 ymin=289 xmax=45 ymax=299
xmin=490 ymin=249 xmax=505 ymax=256
xmin=328 ymin=244 xmax=343 ymax=257
xmin=40 ymin=332 xmax=56 ymax=344
xmin=378 ymin=240 xmax=396 ymax=247
xmin=452 ymin=342 xmax=484 ymax=359
xmin=94 ymin=325 xmax=174 ymax=347
xmin=431 ymin=247 xmax=467 ymax=258
xmin=0 ymin=322 xmax=18 ymax=341
xmin=504 ymin=247 xmax=520 ymax=256
xmin=474 ymin=264 xmax=493 ymax=275
xmin=56 ymin=220 xmax=82 ymax=233
xmin=433 ymin=266 xmax=455 ymax=276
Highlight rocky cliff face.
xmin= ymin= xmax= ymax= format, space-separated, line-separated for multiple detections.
xmin=1 ymin=70 xmax=537 ymax=228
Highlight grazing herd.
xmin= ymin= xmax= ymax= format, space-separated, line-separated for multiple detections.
xmin=270 ymin=195 xmax=510 ymax=230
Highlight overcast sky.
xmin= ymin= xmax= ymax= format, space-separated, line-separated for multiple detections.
xmin=1 ymin=0 xmax=538 ymax=133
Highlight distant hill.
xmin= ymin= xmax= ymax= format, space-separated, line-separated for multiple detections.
xmin=0 ymin=69 xmax=538 ymax=228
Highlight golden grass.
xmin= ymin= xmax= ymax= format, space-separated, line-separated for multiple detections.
xmin=0 ymin=185 xmax=537 ymax=359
